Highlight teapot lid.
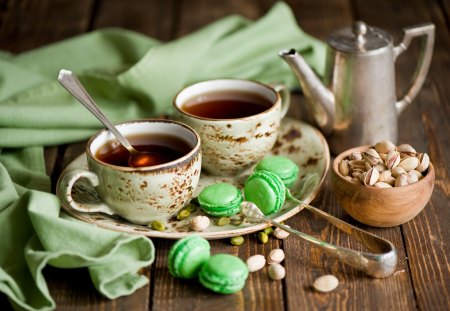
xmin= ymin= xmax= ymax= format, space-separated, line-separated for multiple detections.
xmin=328 ymin=21 xmax=392 ymax=53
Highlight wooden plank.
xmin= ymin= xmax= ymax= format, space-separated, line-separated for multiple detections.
xmin=282 ymin=0 xmax=416 ymax=310
xmin=0 ymin=0 xmax=94 ymax=52
xmin=354 ymin=0 xmax=450 ymax=310
xmin=91 ymin=0 xmax=176 ymax=41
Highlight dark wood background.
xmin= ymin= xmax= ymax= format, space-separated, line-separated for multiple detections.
xmin=1 ymin=0 xmax=449 ymax=310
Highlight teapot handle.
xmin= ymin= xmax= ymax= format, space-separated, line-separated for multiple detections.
xmin=394 ymin=23 xmax=435 ymax=114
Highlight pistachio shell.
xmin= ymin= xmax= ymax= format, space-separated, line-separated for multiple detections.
xmin=416 ymin=153 xmax=430 ymax=173
xmin=408 ymin=170 xmax=424 ymax=180
xmin=395 ymin=174 xmax=409 ymax=187
xmin=378 ymin=170 xmax=392 ymax=182
xmin=397 ymin=144 xmax=416 ymax=156
xmin=384 ymin=176 xmax=396 ymax=186
xmin=273 ymin=227 xmax=290 ymax=239
xmin=349 ymin=160 xmax=366 ymax=170
xmin=246 ymin=254 xmax=266 ymax=272
xmin=267 ymin=249 xmax=285 ymax=264
xmin=363 ymin=148 xmax=381 ymax=166
xmin=379 ymin=153 xmax=388 ymax=161
xmin=375 ymin=140 xmax=396 ymax=154
xmin=338 ymin=159 xmax=350 ymax=176
xmin=407 ymin=171 xmax=419 ymax=184
xmin=374 ymin=182 xmax=393 ymax=188
xmin=268 ymin=263 xmax=285 ymax=280
xmin=351 ymin=177 xmax=362 ymax=184
xmin=364 ymin=167 xmax=379 ymax=186
xmin=374 ymin=163 xmax=387 ymax=172
xmin=385 ymin=150 xmax=400 ymax=169
xmin=392 ymin=166 xmax=406 ymax=177
xmin=398 ymin=156 xmax=419 ymax=172
xmin=189 ymin=216 xmax=210 ymax=232
xmin=313 ymin=275 xmax=339 ymax=293
xmin=349 ymin=152 xmax=363 ymax=161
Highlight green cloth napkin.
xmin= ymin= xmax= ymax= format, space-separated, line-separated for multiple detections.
xmin=0 ymin=2 xmax=325 ymax=311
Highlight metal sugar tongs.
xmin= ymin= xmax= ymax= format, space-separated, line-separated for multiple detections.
xmin=240 ymin=191 xmax=398 ymax=278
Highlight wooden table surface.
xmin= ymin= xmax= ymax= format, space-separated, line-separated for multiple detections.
xmin=1 ymin=1 xmax=449 ymax=310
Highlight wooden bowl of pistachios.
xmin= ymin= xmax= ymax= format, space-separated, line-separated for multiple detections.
xmin=331 ymin=141 xmax=435 ymax=227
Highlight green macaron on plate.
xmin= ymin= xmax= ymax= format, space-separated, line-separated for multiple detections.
xmin=58 ymin=118 xmax=329 ymax=239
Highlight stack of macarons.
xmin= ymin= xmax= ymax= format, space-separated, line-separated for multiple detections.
xmin=245 ymin=156 xmax=299 ymax=216
xmin=168 ymin=235 xmax=249 ymax=294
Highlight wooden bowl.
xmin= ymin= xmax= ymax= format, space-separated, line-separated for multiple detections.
xmin=331 ymin=146 xmax=435 ymax=227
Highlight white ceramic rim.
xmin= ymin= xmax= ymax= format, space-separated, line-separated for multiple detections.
xmin=87 ymin=119 xmax=201 ymax=171
xmin=173 ymin=78 xmax=281 ymax=121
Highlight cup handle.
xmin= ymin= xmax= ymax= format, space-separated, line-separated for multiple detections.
xmin=271 ymin=84 xmax=291 ymax=118
xmin=57 ymin=169 xmax=115 ymax=215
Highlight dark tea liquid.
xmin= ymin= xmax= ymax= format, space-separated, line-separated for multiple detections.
xmin=95 ymin=134 xmax=192 ymax=167
xmin=182 ymin=91 xmax=273 ymax=119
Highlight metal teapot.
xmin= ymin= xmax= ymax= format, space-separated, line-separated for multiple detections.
xmin=280 ymin=21 xmax=434 ymax=154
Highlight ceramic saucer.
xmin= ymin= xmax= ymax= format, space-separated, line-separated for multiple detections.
xmin=57 ymin=118 xmax=329 ymax=239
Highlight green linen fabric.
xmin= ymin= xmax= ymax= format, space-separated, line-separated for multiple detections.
xmin=0 ymin=2 xmax=326 ymax=311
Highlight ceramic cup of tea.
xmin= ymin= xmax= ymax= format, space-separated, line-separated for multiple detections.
xmin=57 ymin=119 xmax=202 ymax=225
xmin=173 ymin=79 xmax=290 ymax=176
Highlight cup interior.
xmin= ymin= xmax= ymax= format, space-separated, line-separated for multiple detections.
xmin=174 ymin=79 xmax=278 ymax=119
xmin=88 ymin=120 xmax=200 ymax=169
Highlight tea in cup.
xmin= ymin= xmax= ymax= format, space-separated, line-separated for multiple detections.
xmin=173 ymin=79 xmax=290 ymax=176
xmin=57 ymin=119 xmax=201 ymax=225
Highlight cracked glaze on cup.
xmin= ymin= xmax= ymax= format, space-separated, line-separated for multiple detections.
xmin=173 ymin=79 xmax=290 ymax=176
xmin=57 ymin=119 xmax=201 ymax=225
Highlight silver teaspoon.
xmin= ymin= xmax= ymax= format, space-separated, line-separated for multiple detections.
xmin=241 ymin=200 xmax=398 ymax=278
xmin=58 ymin=69 xmax=161 ymax=168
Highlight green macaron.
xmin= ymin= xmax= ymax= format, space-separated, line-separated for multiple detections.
xmin=168 ymin=235 xmax=210 ymax=279
xmin=198 ymin=183 xmax=243 ymax=217
xmin=199 ymin=254 xmax=249 ymax=294
xmin=254 ymin=155 xmax=299 ymax=187
xmin=244 ymin=170 xmax=286 ymax=215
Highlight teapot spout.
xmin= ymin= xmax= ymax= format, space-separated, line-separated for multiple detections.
xmin=279 ymin=49 xmax=335 ymax=135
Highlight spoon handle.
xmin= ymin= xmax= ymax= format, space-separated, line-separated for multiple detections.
xmin=57 ymin=69 xmax=135 ymax=153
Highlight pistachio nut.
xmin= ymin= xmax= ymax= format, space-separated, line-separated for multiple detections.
xmin=379 ymin=153 xmax=388 ymax=162
xmin=407 ymin=171 xmax=419 ymax=184
xmin=378 ymin=170 xmax=392 ymax=182
xmin=246 ymin=254 xmax=266 ymax=272
xmin=384 ymin=176 xmax=396 ymax=186
xmin=375 ymin=140 xmax=396 ymax=154
xmin=349 ymin=160 xmax=366 ymax=170
xmin=352 ymin=170 xmax=363 ymax=179
xmin=398 ymin=156 xmax=419 ymax=172
xmin=397 ymin=144 xmax=416 ymax=157
xmin=267 ymin=249 xmax=285 ymax=265
xmin=351 ymin=177 xmax=362 ymax=184
xmin=349 ymin=152 xmax=363 ymax=161
xmin=363 ymin=167 xmax=379 ymax=186
xmin=391 ymin=166 xmax=406 ymax=177
xmin=374 ymin=163 xmax=387 ymax=172
xmin=189 ymin=215 xmax=210 ymax=232
xmin=385 ymin=150 xmax=400 ymax=169
xmin=408 ymin=170 xmax=424 ymax=180
xmin=416 ymin=153 xmax=430 ymax=173
xmin=374 ymin=181 xmax=393 ymax=188
xmin=338 ymin=159 xmax=350 ymax=176
xmin=273 ymin=227 xmax=290 ymax=239
xmin=268 ymin=263 xmax=286 ymax=280
xmin=363 ymin=148 xmax=381 ymax=166
xmin=395 ymin=174 xmax=409 ymax=187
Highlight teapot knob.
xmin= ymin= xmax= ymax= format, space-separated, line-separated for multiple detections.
xmin=353 ymin=21 xmax=367 ymax=43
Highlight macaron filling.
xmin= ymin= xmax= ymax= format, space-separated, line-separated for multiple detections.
xmin=244 ymin=170 xmax=286 ymax=215
xmin=198 ymin=183 xmax=243 ymax=217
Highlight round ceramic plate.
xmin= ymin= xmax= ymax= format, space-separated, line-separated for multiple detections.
xmin=57 ymin=118 xmax=329 ymax=239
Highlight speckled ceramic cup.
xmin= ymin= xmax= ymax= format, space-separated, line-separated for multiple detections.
xmin=173 ymin=79 xmax=290 ymax=176
xmin=58 ymin=119 xmax=201 ymax=225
